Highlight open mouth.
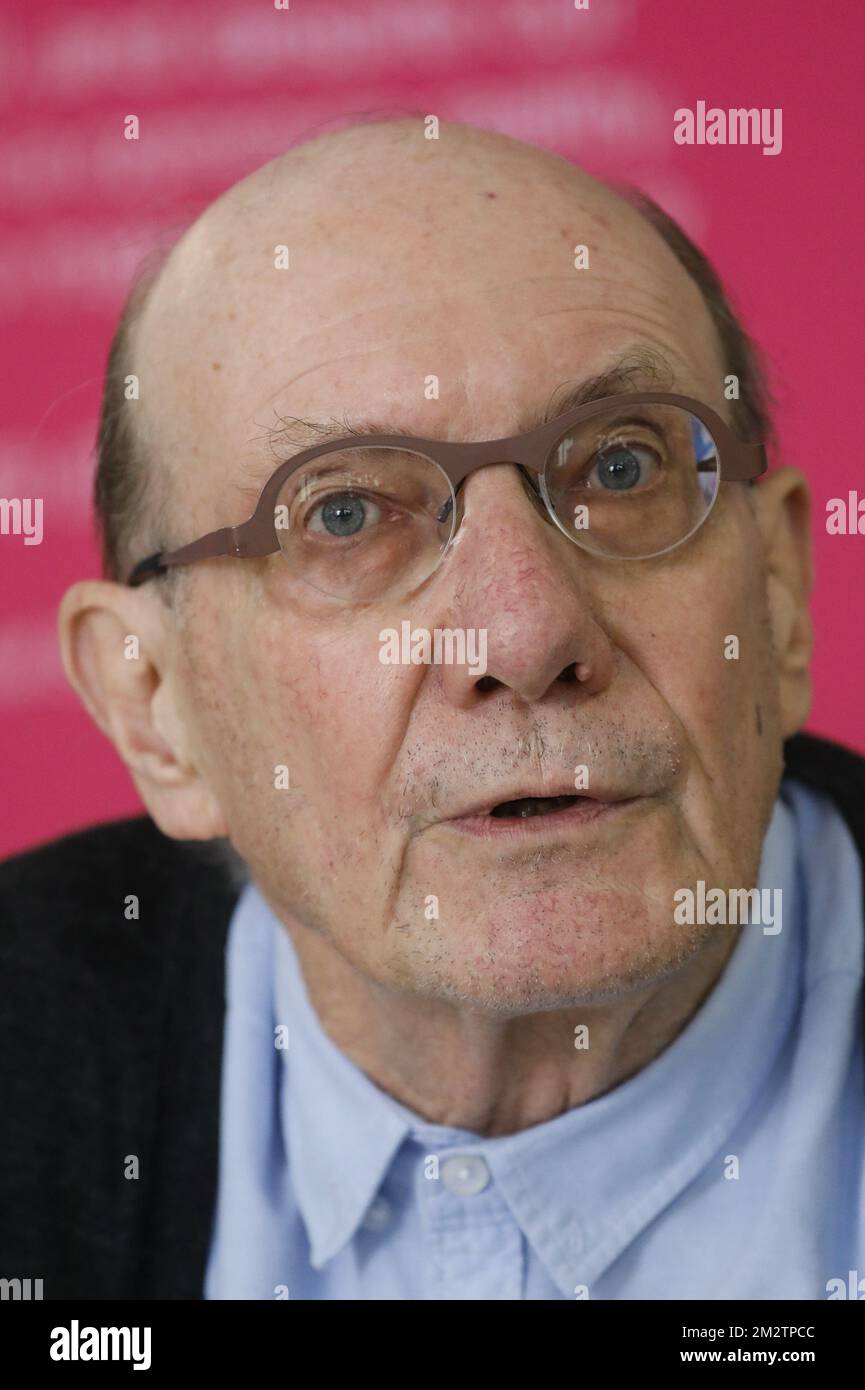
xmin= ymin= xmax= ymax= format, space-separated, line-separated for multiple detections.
xmin=489 ymin=794 xmax=584 ymax=819
xmin=442 ymin=791 xmax=641 ymax=839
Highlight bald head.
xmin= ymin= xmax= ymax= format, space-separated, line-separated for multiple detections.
xmin=96 ymin=117 xmax=767 ymax=583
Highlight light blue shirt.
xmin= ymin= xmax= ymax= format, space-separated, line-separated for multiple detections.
xmin=204 ymin=779 xmax=865 ymax=1300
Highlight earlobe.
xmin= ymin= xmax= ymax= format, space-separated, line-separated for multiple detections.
xmin=57 ymin=580 xmax=229 ymax=840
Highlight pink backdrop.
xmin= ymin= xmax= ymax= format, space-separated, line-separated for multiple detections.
xmin=2 ymin=0 xmax=863 ymax=858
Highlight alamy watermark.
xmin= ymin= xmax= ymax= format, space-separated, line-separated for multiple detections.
xmin=673 ymin=882 xmax=782 ymax=935
xmin=0 ymin=1276 xmax=43 ymax=1299
xmin=674 ymin=102 xmax=782 ymax=156
xmin=0 ymin=497 xmax=43 ymax=545
xmin=50 ymin=1320 xmax=151 ymax=1370
xmin=379 ymin=622 xmax=488 ymax=677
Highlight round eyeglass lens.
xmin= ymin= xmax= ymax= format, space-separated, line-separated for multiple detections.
xmin=542 ymin=403 xmax=721 ymax=559
xmin=274 ymin=446 xmax=456 ymax=601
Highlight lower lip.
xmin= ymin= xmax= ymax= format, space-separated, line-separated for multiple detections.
xmin=441 ymin=797 xmax=642 ymax=840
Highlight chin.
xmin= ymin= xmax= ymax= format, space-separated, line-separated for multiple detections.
xmin=401 ymin=896 xmax=716 ymax=1015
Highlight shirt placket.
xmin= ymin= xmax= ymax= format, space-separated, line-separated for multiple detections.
xmin=414 ymin=1145 xmax=524 ymax=1300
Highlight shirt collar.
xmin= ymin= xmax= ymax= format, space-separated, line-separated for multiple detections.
xmin=267 ymin=790 xmax=802 ymax=1293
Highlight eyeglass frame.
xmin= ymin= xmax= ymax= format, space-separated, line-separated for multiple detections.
xmin=125 ymin=391 xmax=768 ymax=587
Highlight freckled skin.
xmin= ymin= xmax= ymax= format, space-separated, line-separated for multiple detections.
xmin=60 ymin=120 xmax=812 ymax=1134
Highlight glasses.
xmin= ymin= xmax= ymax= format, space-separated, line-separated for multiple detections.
xmin=127 ymin=392 xmax=767 ymax=600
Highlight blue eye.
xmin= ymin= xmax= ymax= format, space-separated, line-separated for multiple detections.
xmin=308 ymin=492 xmax=382 ymax=537
xmin=590 ymin=442 xmax=658 ymax=491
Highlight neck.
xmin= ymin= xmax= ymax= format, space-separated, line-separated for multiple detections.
xmin=283 ymin=922 xmax=742 ymax=1138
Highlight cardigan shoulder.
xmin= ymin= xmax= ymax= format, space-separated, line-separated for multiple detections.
xmin=0 ymin=815 xmax=241 ymax=1299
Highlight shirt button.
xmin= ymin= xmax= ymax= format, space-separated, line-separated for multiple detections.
xmin=361 ymin=1196 xmax=392 ymax=1231
xmin=440 ymin=1154 xmax=490 ymax=1196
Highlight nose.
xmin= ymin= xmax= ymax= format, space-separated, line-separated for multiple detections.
xmin=431 ymin=463 xmax=616 ymax=709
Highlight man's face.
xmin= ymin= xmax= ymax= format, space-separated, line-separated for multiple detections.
xmin=130 ymin=127 xmax=803 ymax=1011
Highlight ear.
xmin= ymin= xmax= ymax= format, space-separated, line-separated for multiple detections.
xmin=58 ymin=579 xmax=228 ymax=840
xmin=752 ymin=466 xmax=813 ymax=738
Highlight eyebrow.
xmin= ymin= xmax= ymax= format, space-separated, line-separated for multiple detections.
xmin=243 ymin=345 xmax=678 ymax=486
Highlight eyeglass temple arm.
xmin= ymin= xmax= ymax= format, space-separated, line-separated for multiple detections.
xmin=126 ymin=526 xmax=236 ymax=587
xmin=723 ymin=441 xmax=768 ymax=481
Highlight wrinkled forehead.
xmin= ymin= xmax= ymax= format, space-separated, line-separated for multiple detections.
xmin=133 ymin=150 xmax=722 ymax=521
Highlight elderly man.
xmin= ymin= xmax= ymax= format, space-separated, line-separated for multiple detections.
xmin=2 ymin=118 xmax=863 ymax=1302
